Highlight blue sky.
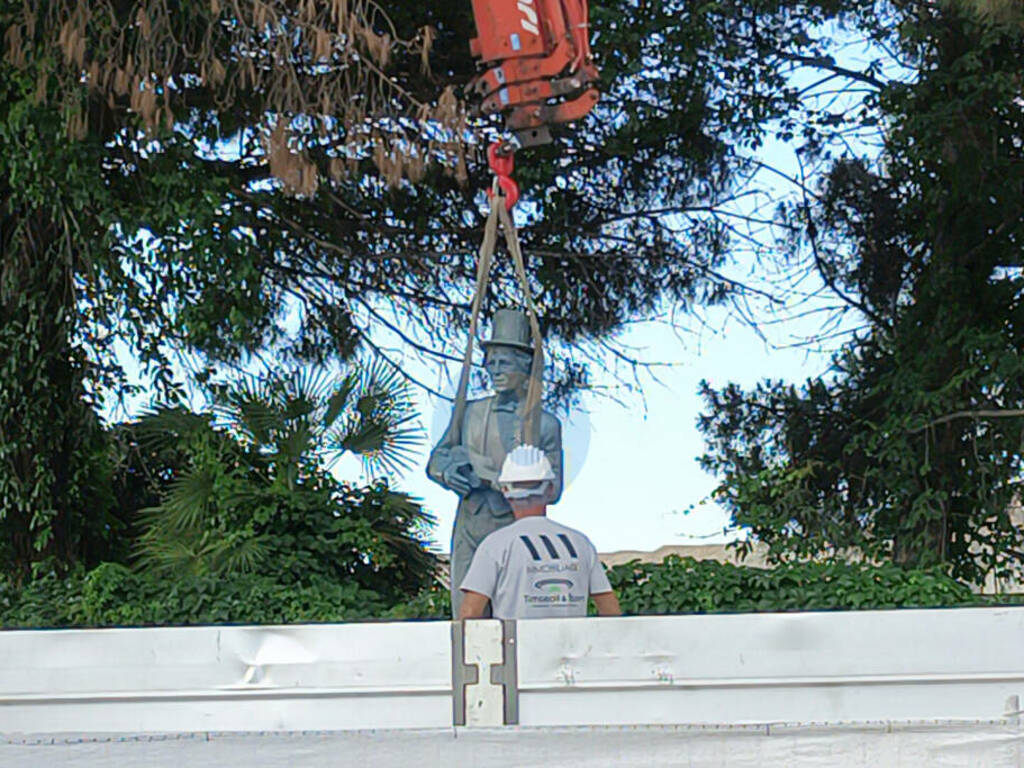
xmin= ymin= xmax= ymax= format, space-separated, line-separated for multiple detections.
xmin=107 ymin=285 xmax=836 ymax=555
xmin=330 ymin=299 xmax=836 ymax=554
xmin=105 ymin=137 xmax=850 ymax=556
xmin=103 ymin=25 xmax=891 ymax=554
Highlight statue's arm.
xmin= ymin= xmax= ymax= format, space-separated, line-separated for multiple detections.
xmin=542 ymin=416 xmax=564 ymax=504
xmin=427 ymin=414 xmax=481 ymax=497
xmin=426 ymin=420 xmax=456 ymax=486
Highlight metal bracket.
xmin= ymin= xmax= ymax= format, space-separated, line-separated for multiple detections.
xmin=451 ymin=619 xmax=518 ymax=726
xmin=1004 ymin=694 xmax=1021 ymax=725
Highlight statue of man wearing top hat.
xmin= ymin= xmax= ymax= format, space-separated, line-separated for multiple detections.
xmin=428 ymin=308 xmax=564 ymax=617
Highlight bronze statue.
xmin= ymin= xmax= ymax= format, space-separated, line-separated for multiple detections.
xmin=428 ymin=309 xmax=563 ymax=616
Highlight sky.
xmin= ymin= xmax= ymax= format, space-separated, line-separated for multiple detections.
xmin=331 ymin=304 xmax=835 ymax=555
xmin=105 ymin=136 xmax=848 ymax=557
xmin=102 ymin=25 xmax=892 ymax=556
xmin=107 ymin=284 xmax=836 ymax=556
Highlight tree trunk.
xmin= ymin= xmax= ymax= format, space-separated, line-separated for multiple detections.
xmin=0 ymin=196 xmax=113 ymax=582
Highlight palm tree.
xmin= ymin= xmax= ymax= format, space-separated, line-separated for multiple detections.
xmin=127 ymin=361 xmax=436 ymax=601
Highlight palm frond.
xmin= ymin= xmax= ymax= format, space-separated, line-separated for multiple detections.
xmin=217 ymin=367 xmax=349 ymax=455
xmin=357 ymin=357 xmax=418 ymax=417
xmin=133 ymin=533 xmax=202 ymax=577
xmin=324 ymin=374 xmax=358 ymax=431
xmin=272 ymin=423 xmax=312 ymax=469
xmin=329 ymin=357 xmax=424 ymax=477
xmin=218 ymin=374 xmax=286 ymax=446
xmin=233 ymin=398 xmax=286 ymax=446
xmin=158 ymin=466 xmax=218 ymax=532
xmin=288 ymin=366 xmax=335 ymax=408
xmin=380 ymin=489 xmax=438 ymax=531
xmin=204 ymin=532 xmax=270 ymax=575
xmin=131 ymin=460 xmax=227 ymax=578
xmin=133 ymin=407 xmax=211 ymax=451
xmin=336 ymin=413 xmax=424 ymax=477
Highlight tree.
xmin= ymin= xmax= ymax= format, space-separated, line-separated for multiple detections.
xmin=0 ymin=0 xmax=759 ymax=572
xmin=6 ymin=0 xmax=1020 ymax=580
xmin=699 ymin=2 xmax=1024 ymax=585
xmin=1 ymin=0 xmax=756 ymax=371
xmin=125 ymin=363 xmax=436 ymax=601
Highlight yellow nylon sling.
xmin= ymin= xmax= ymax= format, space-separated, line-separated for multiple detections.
xmin=447 ymin=192 xmax=544 ymax=448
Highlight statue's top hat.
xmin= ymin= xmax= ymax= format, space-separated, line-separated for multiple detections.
xmin=482 ymin=308 xmax=534 ymax=352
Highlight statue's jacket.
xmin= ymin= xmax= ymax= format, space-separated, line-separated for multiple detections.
xmin=427 ymin=395 xmax=564 ymax=519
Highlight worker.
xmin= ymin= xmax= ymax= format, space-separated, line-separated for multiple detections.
xmin=427 ymin=309 xmax=563 ymax=617
xmin=458 ymin=444 xmax=621 ymax=620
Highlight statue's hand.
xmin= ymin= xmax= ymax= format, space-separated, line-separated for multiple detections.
xmin=434 ymin=445 xmax=483 ymax=496
xmin=442 ymin=462 xmax=481 ymax=496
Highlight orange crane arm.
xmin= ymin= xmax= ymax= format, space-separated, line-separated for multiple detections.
xmin=467 ymin=0 xmax=600 ymax=145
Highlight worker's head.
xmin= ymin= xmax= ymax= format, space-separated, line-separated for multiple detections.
xmin=498 ymin=444 xmax=555 ymax=516
xmin=484 ymin=345 xmax=532 ymax=394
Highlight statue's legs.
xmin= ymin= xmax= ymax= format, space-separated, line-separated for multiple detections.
xmin=450 ymin=508 xmax=514 ymax=617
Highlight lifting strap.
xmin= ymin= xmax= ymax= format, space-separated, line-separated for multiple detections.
xmin=447 ymin=191 xmax=544 ymax=449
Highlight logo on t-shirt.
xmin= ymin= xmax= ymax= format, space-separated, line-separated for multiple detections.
xmin=519 ymin=533 xmax=579 ymax=560
xmin=533 ymin=577 xmax=574 ymax=591
xmin=525 ymin=576 xmax=584 ymax=606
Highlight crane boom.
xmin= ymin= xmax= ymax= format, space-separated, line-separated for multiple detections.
xmin=468 ymin=0 xmax=599 ymax=145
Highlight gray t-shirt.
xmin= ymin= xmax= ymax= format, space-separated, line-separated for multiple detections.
xmin=459 ymin=516 xmax=613 ymax=620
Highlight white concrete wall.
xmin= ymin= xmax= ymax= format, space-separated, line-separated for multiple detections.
xmin=2 ymin=607 xmax=1023 ymax=735
xmin=4 ymin=723 xmax=1024 ymax=768
xmin=2 ymin=610 xmax=1024 ymax=765
xmin=0 ymin=622 xmax=453 ymax=732
xmin=516 ymin=609 xmax=1024 ymax=726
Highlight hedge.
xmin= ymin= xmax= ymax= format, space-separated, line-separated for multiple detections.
xmin=605 ymin=556 xmax=982 ymax=615
xmin=1 ymin=556 xmax=1005 ymax=629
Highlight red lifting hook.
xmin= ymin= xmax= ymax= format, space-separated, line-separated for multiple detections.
xmin=486 ymin=141 xmax=519 ymax=211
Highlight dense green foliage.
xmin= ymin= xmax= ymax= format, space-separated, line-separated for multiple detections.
xmin=4 ymin=0 xmax=1024 ymax=594
xmin=0 ymin=0 xmax=760 ymax=414
xmin=699 ymin=4 xmax=1024 ymax=584
xmin=0 ymin=0 xmax=752 ymax=574
xmin=124 ymin=367 xmax=438 ymax=599
xmin=607 ymin=557 xmax=981 ymax=615
xmin=0 ymin=565 xmax=392 ymax=627
xmin=0 ymin=365 xmax=440 ymax=629
xmin=1 ymin=556 xmax=989 ymax=628
xmin=126 ymin=366 xmax=429 ymax=586
xmin=0 ymin=65 xmax=138 ymax=576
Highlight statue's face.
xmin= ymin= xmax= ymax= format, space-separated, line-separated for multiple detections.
xmin=485 ymin=346 xmax=532 ymax=393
